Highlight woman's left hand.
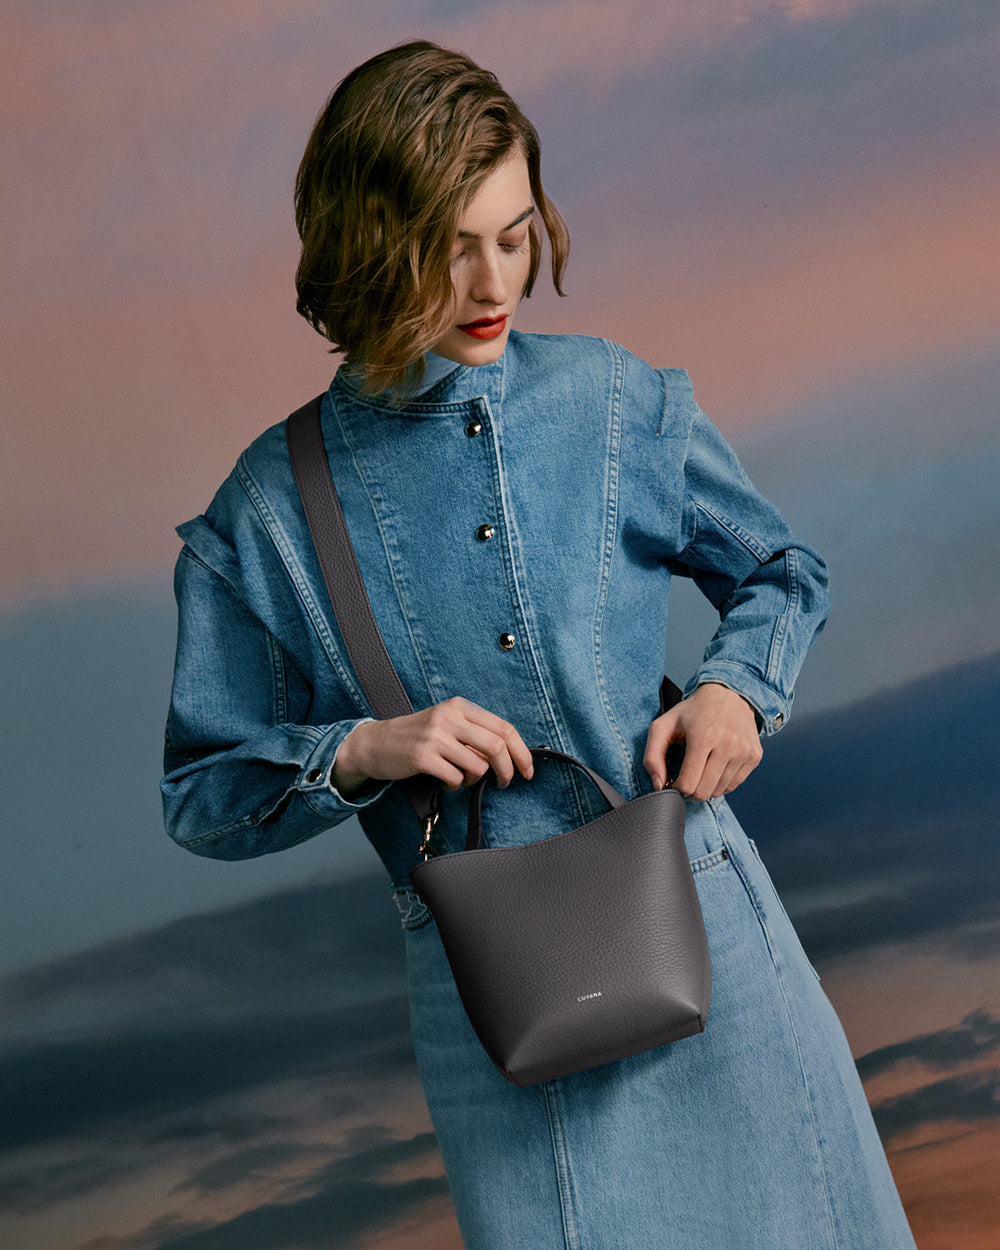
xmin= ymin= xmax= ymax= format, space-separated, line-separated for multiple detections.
xmin=643 ymin=682 xmax=763 ymax=800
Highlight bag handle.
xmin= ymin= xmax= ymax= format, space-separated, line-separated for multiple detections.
xmin=465 ymin=748 xmax=628 ymax=852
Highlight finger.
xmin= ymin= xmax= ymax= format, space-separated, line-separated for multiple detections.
xmin=406 ymin=718 xmax=493 ymax=788
xmin=454 ymin=706 xmax=534 ymax=785
xmin=671 ymin=739 xmax=710 ymax=798
xmin=431 ymin=723 xmax=518 ymax=789
xmin=505 ymin=727 xmax=535 ymax=781
xmin=703 ymin=739 xmax=764 ymax=797
xmin=446 ymin=724 xmax=518 ymax=787
xmin=643 ymin=712 xmax=680 ymax=790
xmin=693 ymin=753 xmax=729 ymax=802
xmin=709 ymin=756 xmax=744 ymax=800
xmin=478 ymin=720 xmax=533 ymax=783
xmin=431 ymin=755 xmax=480 ymax=791
xmin=438 ymin=739 xmax=507 ymax=788
xmin=722 ymin=753 xmax=761 ymax=796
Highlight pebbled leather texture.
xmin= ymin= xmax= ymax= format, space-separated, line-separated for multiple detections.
xmin=411 ymin=753 xmax=712 ymax=1087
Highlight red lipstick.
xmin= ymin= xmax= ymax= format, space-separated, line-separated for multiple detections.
xmin=457 ymin=315 xmax=507 ymax=340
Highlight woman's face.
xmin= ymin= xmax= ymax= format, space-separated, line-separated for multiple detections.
xmin=429 ymin=152 xmax=534 ymax=367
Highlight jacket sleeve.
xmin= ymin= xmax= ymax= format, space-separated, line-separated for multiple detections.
xmin=668 ymin=381 xmax=830 ymax=734
xmin=161 ymin=541 xmax=389 ymax=861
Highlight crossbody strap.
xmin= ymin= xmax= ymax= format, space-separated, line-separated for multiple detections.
xmin=285 ymin=395 xmax=439 ymax=831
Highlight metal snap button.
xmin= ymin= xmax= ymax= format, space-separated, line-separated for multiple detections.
xmin=773 ymin=714 xmax=785 ymax=729
xmin=465 ymin=419 xmax=482 ymax=437
xmin=476 ymin=523 xmax=495 ymax=541
xmin=305 ymin=768 xmax=324 ymax=784
xmin=498 ymin=633 xmax=516 ymax=651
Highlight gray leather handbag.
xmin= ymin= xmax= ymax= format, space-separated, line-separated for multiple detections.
xmin=287 ymin=395 xmax=712 ymax=1087
xmin=412 ymin=750 xmax=710 ymax=1086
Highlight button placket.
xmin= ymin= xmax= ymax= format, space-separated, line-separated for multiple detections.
xmin=463 ymin=405 xmax=518 ymax=661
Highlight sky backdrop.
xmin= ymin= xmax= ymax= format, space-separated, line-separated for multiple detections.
xmin=2 ymin=1 xmax=998 ymax=1246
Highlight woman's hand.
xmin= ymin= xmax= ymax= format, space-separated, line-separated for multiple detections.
xmin=332 ymin=697 xmax=534 ymax=798
xmin=643 ymin=682 xmax=762 ymax=801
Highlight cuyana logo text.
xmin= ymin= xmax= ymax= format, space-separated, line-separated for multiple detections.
xmin=577 ymin=991 xmax=603 ymax=1002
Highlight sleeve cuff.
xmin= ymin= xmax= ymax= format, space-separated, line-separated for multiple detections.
xmin=297 ymin=719 xmax=392 ymax=815
xmin=684 ymin=662 xmax=792 ymax=736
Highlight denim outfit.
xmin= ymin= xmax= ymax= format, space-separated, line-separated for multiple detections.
xmin=163 ymin=332 xmax=915 ymax=1248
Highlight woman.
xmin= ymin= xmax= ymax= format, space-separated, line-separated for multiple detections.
xmin=162 ymin=40 xmax=915 ymax=1249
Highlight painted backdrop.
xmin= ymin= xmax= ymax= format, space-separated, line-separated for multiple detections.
xmin=2 ymin=2 xmax=998 ymax=1247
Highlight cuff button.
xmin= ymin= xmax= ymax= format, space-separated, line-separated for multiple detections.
xmin=306 ymin=768 xmax=324 ymax=784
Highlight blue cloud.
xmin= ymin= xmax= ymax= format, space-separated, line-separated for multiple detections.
xmin=666 ymin=346 xmax=1000 ymax=716
xmin=73 ymin=1129 xmax=451 ymax=1250
xmin=871 ymin=1070 xmax=1000 ymax=1141
xmin=0 ymin=655 xmax=995 ymax=1241
xmin=857 ymin=1011 xmax=1000 ymax=1080
xmin=0 ymin=580 xmax=377 ymax=977
xmin=728 ymin=653 xmax=1000 ymax=962
xmin=540 ymin=0 xmax=1000 ymax=201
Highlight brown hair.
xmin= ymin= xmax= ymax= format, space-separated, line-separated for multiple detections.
xmin=294 ymin=40 xmax=569 ymax=394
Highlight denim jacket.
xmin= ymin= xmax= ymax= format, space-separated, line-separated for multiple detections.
xmin=162 ymin=332 xmax=829 ymax=887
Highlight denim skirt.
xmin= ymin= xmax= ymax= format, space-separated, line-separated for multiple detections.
xmin=397 ymin=797 xmax=916 ymax=1250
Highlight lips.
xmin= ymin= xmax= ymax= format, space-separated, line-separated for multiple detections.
xmin=457 ymin=315 xmax=508 ymax=341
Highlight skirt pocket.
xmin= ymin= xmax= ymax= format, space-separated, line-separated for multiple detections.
xmin=744 ymin=836 xmax=822 ymax=984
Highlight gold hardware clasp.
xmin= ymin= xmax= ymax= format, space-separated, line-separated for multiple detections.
xmin=419 ymin=811 xmax=441 ymax=860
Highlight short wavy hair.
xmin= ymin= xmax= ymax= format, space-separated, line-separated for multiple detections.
xmin=295 ymin=40 xmax=569 ymax=394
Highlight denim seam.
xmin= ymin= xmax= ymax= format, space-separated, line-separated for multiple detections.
xmin=592 ymin=341 xmax=643 ymax=797
xmin=333 ymin=369 xmax=474 ymax=414
xmin=487 ymin=399 xmax=588 ymax=825
xmin=175 ymin=543 xmax=243 ymax=600
xmin=765 ymin=546 xmax=798 ymax=688
xmin=720 ymin=809 xmax=841 ymax=1248
xmin=542 ymin=1079 xmax=580 ymax=1250
xmin=653 ymin=365 xmax=693 ymax=437
xmin=691 ymin=847 xmax=729 ymax=874
xmin=334 ymin=397 xmax=442 ymax=706
xmin=654 ymin=365 xmax=670 ymax=436
xmin=236 ymin=455 xmax=367 ymax=713
xmin=181 ymin=767 xmax=324 ymax=847
xmin=163 ymin=720 xmax=198 ymax=767
xmin=692 ymin=497 xmax=774 ymax=564
xmin=265 ymin=629 xmax=289 ymax=724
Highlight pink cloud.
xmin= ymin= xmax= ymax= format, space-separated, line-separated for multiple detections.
xmin=3 ymin=0 xmax=996 ymax=604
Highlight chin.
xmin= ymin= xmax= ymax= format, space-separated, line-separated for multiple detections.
xmin=434 ymin=326 xmax=512 ymax=368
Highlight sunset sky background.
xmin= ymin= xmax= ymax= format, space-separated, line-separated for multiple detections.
xmin=1 ymin=1 xmax=998 ymax=1247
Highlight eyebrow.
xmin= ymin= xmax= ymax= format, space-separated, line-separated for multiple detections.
xmin=457 ymin=206 xmax=534 ymax=240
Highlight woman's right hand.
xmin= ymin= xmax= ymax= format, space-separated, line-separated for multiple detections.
xmin=331 ymin=697 xmax=534 ymax=798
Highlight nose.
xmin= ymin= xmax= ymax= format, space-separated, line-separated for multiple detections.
xmin=469 ymin=253 xmax=507 ymax=307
